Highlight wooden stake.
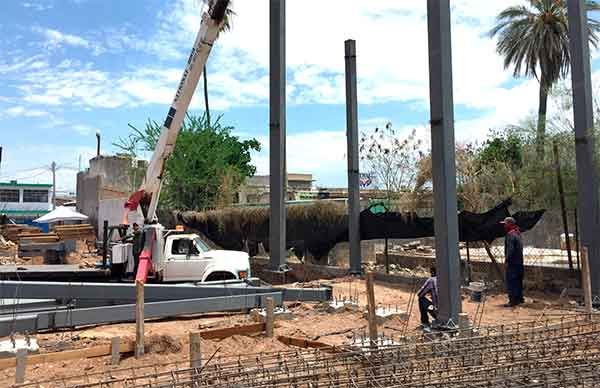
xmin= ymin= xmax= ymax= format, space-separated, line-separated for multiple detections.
xmin=265 ymin=297 xmax=274 ymax=338
xmin=581 ymin=246 xmax=593 ymax=317
xmin=15 ymin=349 xmax=26 ymax=385
xmin=110 ymin=337 xmax=120 ymax=366
xmin=135 ymin=281 xmax=144 ymax=358
xmin=366 ymin=272 xmax=377 ymax=346
xmin=189 ymin=332 xmax=202 ymax=369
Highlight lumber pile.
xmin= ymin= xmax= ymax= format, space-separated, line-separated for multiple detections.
xmin=54 ymin=224 xmax=95 ymax=242
xmin=0 ymin=225 xmax=42 ymax=242
xmin=18 ymin=232 xmax=59 ymax=244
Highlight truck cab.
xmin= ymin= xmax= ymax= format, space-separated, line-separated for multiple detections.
xmin=160 ymin=233 xmax=251 ymax=282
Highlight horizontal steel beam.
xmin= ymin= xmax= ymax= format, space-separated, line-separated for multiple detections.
xmin=276 ymin=285 xmax=332 ymax=302
xmin=0 ymin=281 xmax=333 ymax=303
xmin=0 ymin=281 xmax=275 ymax=302
xmin=0 ymin=292 xmax=283 ymax=336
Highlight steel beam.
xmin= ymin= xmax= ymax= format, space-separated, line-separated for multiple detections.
xmin=0 ymin=281 xmax=332 ymax=303
xmin=567 ymin=0 xmax=600 ymax=295
xmin=426 ymin=0 xmax=462 ymax=325
xmin=269 ymin=0 xmax=287 ymax=270
xmin=345 ymin=39 xmax=362 ymax=275
xmin=0 ymin=292 xmax=283 ymax=336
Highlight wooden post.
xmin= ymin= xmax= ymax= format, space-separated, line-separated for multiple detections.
xmin=265 ymin=297 xmax=274 ymax=338
xmin=110 ymin=337 xmax=120 ymax=366
xmin=15 ymin=348 xmax=26 ymax=385
xmin=189 ymin=332 xmax=202 ymax=369
xmin=365 ymin=272 xmax=377 ymax=346
xmin=384 ymin=238 xmax=389 ymax=274
xmin=135 ymin=281 xmax=144 ymax=358
xmin=553 ymin=141 xmax=574 ymax=271
xmin=581 ymin=246 xmax=593 ymax=317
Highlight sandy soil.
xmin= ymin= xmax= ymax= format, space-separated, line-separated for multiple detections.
xmin=0 ymin=277 xmax=576 ymax=387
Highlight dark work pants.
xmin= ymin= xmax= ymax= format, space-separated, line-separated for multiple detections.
xmin=506 ymin=265 xmax=524 ymax=304
xmin=419 ymin=296 xmax=437 ymax=325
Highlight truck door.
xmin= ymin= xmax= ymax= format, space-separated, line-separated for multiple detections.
xmin=163 ymin=237 xmax=209 ymax=282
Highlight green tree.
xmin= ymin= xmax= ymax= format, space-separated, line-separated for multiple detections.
xmin=490 ymin=0 xmax=600 ymax=158
xmin=203 ymin=1 xmax=235 ymax=126
xmin=478 ymin=130 xmax=524 ymax=172
xmin=114 ymin=113 xmax=260 ymax=210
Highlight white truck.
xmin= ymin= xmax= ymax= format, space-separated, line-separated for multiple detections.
xmin=113 ymin=226 xmax=250 ymax=283
xmin=112 ymin=0 xmax=251 ymax=283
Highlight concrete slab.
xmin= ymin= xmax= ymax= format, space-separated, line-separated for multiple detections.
xmin=0 ymin=338 xmax=39 ymax=358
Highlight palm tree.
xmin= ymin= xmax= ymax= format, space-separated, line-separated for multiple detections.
xmin=490 ymin=0 xmax=600 ymax=157
xmin=204 ymin=1 xmax=235 ymax=127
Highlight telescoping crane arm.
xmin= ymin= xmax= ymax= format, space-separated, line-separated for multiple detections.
xmin=125 ymin=0 xmax=231 ymax=223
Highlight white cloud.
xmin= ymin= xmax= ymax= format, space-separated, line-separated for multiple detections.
xmin=33 ymin=27 xmax=90 ymax=49
xmin=3 ymin=105 xmax=49 ymax=118
xmin=22 ymin=2 xmax=53 ymax=11
xmin=253 ymin=130 xmax=350 ymax=187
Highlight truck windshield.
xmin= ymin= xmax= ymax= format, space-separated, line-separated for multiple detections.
xmin=193 ymin=237 xmax=210 ymax=253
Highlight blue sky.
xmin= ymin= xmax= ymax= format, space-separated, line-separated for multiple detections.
xmin=1 ymin=0 xmax=600 ymax=194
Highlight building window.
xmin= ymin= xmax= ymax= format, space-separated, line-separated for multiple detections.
xmin=0 ymin=189 xmax=19 ymax=202
xmin=23 ymin=190 xmax=49 ymax=203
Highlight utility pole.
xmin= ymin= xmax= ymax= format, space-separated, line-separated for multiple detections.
xmin=51 ymin=161 xmax=56 ymax=210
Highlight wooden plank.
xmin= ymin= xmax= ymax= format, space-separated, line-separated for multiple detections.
xmin=276 ymin=335 xmax=336 ymax=352
xmin=199 ymin=323 xmax=265 ymax=340
xmin=135 ymin=281 xmax=144 ymax=358
xmin=0 ymin=342 xmax=135 ymax=370
xmin=366 ymin=272 xmax=377 ymax=345
xmin=265 ymin=297 xmax=274 ymax=338
xmin=582 ymin=246 xmax=593 ymax=316
xmin=189 ymin=332 xmax=202 ymax=368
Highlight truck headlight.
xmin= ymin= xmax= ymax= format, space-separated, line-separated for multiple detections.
xmin=238 ymin=270 xmax=248 ymax=280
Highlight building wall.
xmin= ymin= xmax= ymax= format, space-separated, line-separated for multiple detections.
xmin=0 ymin=184 xmax=52 ymax=212
xmin=76 ymin=155 xmax=146 ymax=233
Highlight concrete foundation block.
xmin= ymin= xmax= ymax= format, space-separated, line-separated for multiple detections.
xmin=363 ymin=307 xmax=408 ymax=324
xmin=251 ymin=306 xmax=293 ymax=322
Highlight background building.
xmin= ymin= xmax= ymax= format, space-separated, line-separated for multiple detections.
xmin=0 ymin=180 xmax=53 ymax=228
xmin=237 ymin=173 xmax=315 ymax=204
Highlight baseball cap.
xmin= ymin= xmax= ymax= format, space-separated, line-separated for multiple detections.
xmin=500 ymin=217 xmax=516 ymax=224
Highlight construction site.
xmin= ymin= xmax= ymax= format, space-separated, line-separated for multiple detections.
xmin=1 ymin=0 xmax=600 ymax=387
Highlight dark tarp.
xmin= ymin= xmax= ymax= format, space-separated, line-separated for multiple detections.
xmin=175 ymin=199 xmax=545 ymax=262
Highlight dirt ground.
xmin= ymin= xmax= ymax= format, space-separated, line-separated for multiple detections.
xmin=0 ymin=276 xmax=578 ymax=387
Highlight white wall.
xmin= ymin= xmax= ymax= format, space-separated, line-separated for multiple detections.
xmin=97 ymin=198 xmax=144 ymax=239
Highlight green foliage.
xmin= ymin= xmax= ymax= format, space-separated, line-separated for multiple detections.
xmin=115 ymin=113 xmax=261 ymax=211
xmin=478 ymin=130 xmax=524 ymax=171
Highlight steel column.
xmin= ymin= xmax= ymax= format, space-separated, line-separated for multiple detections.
xmin=426 ymin=0 xmax=461 ymax=325
xmin=269 ymin=0 xmax=287 ymax=270
xmin=345 ymin=39 xmax=362 ymax=275
xmin=0 ymin=292 xmax=284 ymax=336
xmin=567 ymin=0 xmax=600 ymax=295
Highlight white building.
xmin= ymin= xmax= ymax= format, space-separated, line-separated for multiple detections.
xmin=0 ymin=180 xmax=53 ymax=223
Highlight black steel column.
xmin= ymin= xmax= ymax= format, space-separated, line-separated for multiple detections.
xmin=345 ymin=39 xmax=362 ymax=274
xmin=269 ymin=0 xmax=286 ymax=270
xmin=426 ymin=0 xmax=461 ymax=325
xmin=567 ymin=0 xmax=600 ymax=295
